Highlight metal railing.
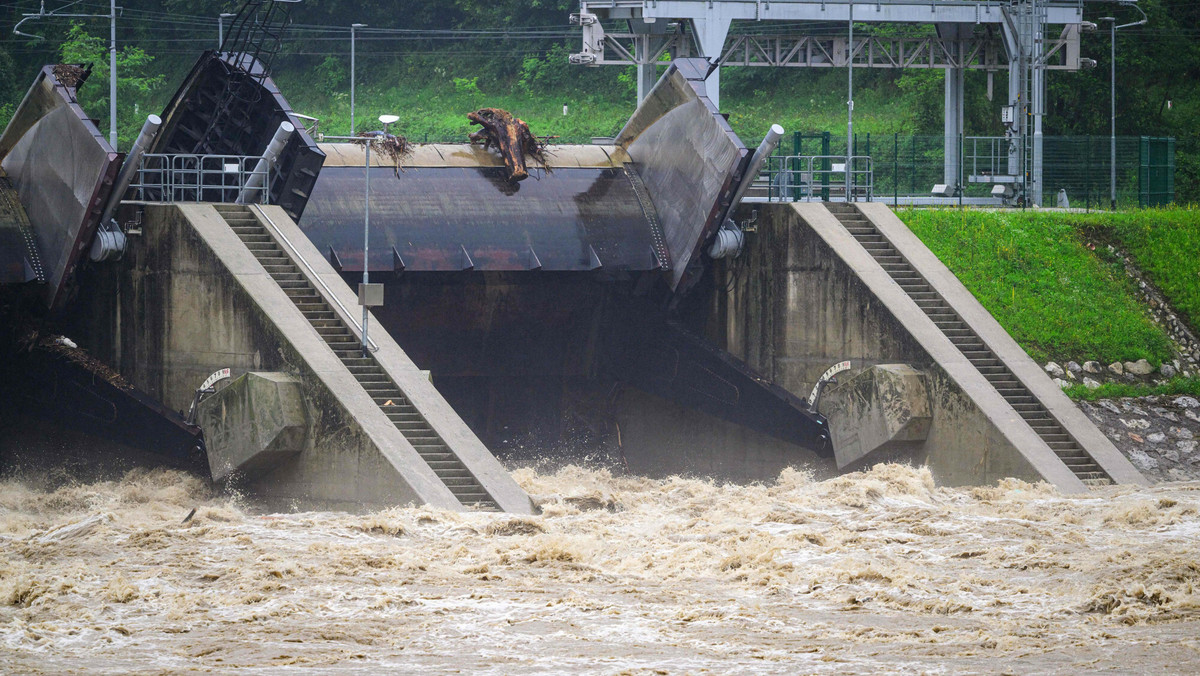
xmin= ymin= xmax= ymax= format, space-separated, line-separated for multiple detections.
xmin=251 ymin=205 xmax=379 ymax=353
xmin=292 ymin=113 xmax=320 ymax=137
xmin=127 ymin=154 xmax=273 ymax=204
xmin=759 ymin=155 xmax=874 ymax=202
xmin=965 ymin=136 xmax=1019 ymax=181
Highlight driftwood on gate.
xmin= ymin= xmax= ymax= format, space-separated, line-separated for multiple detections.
xmin=467 ymin=108 xmax=548 ymax=182
xmin=352 ymin=131 xmax=412 ymax=177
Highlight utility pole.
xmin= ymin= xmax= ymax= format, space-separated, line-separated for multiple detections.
xmin=108 ymin=0 xmax=117 ymax=149
xmin=846 ymin=1 xmax=854 ymax=202
xmin=1100 ymin=5 xmax=1148 ymax=210
xmin=350 ymin=24 xmax=366 ymax=134
xmin=218 ymin=12 xmax=235 ymax=50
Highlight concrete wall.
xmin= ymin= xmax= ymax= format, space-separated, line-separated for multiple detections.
xmin=82 ymin=204 xmax=467 ymax=512
xmin=612 ymin=388 xmax=838 ymax=482
xmin=709 ymin=203 xmax=1062 ymax=487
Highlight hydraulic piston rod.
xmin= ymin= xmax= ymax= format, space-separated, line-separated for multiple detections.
xmin=237 ymin=120 xmax=295 ymax=205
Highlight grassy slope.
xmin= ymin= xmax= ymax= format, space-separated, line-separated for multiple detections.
xmin=1069 ymin=208 xmax=1200 ymax=333
xmin=897 ymin=208 xmax=1174 ymax=365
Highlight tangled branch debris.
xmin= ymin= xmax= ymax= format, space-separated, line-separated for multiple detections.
xmin=353 ymin=131 xmax=412 ymax=177
xmin=467 ymin=108 xmax=548 ymax=182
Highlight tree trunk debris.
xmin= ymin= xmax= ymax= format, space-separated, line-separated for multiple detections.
xmin=467 ymin=108 xmax=547 ymax=182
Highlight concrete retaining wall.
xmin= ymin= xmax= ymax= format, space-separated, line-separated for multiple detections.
xmin=711 ymin=203 xmax=1087 ymax=489
xmin=85 ymin=203 xmax=532 ymax=512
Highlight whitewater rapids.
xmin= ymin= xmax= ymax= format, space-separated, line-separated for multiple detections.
xmin=2 ymin=463 xmax=1198 ymax=673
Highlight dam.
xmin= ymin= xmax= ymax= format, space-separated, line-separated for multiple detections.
xmin=0 ymin=12 xmax=1148 ymax=512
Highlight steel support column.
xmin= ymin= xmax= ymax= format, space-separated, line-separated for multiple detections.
xmin=690 ymin=17 xmax=731 ymax=108
xmin=944 ymin=67 xmax=965 ymax=189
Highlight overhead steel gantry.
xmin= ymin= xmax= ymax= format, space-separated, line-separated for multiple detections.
xmin=571 ymin=0 xmax=1101 ymax=206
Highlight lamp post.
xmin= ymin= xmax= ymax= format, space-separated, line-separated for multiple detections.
xmin=1099 ymin=5 xmax=1148 ymax=210
xmin=358 ymin=114 xmax=399 ymax=356
xmin=846 ymin=0 xmax=854 ymax=202
xmin=218 ymin=12 xmax=235 ymax=50
xmin=108 ymin=0 xmax=117 ymax=149
xmin=350 ymin=23 xmax=366 ymax=134
xmin=14 ymin=2 xmax=121 ymax=148
xmin=322 ymin=114 xmax=398 ymax=356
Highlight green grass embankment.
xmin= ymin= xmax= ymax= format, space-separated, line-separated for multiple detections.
xmin=1070 ymin=208 xmax=1200 ymax=332
xmin=897 ymin=208 xmax=1174 ymax=365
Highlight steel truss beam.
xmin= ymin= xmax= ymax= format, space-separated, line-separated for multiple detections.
xmin=576 ymin=30 xmax=1080 ymax=70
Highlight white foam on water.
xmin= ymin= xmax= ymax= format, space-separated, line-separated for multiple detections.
xmin=1 ymin=464 xmax=1198 ymax=673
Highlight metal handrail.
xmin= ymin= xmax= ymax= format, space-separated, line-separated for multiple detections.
xmin=761 ymin=155 xmax=874 ymax=202
xmin=129 ymin=153 xmax=273 ymax=204
xmin=251 ymin=204 xmax=379 ymax=353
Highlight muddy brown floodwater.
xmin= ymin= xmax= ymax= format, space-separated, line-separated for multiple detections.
xmin=2 ymin=463 xmax=1199 ymax=674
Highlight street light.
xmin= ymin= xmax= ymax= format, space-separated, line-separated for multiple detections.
xmin=1099 ymin=4 xmax=1148 ymax=210
xmin=14 ymin=1 xmax=120 ymax=147
xmin=218 ymin=12 xmax=236 ymax=50
xmin=350 ymin=24 xmax=367 ymax=134
xmin=321 ymin=115 xmax=399 ymax=356
xmin=846 ymin=0 xmax=854 ymax=202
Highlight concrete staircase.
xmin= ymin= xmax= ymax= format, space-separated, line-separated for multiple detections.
xmin=214 ymin=203 xmax=500 ymax=509
xmin=825 ymin=202 xmax=1112 ymax=487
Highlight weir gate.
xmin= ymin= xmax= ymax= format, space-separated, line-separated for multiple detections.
xmin=0 ymin=38 xmax=1147 ymax=512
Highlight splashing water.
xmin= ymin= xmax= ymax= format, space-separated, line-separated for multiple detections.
xmin=1 ymin=464 xmax=1198 ymax=673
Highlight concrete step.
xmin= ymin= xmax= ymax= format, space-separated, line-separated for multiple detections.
xmin=239 ymin=234 xmax=272 ymax=243
xmin=421 ymin=452 xmax=455 ymax=462
xmin=347 ymin=365 xmax=385 ymax=375
xmin=271 ymin=272 xmax=304 ymax=281
xmin=354 ymin=371 xmax=391 ymax=381
xmin=1039 ymin=433 xmax=1072 ymax=443
xmin=1011 ymin=403 xmax=1042 ymax=412
xmin=971 ymin=359 xmax=1003 ymax=368
xmin=995 ymin=388 xmax=1029 ymax=397
xmin=263 ymin=265 xmax=297 ymax=274
xmin=427 ymin=460 xmax=464 ymax=471
xmin=442 ymin=477 xmax=478 ymax=488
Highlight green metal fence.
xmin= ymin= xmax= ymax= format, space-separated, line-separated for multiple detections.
xmin=762 ymin=132 xmax=1177 ymax=208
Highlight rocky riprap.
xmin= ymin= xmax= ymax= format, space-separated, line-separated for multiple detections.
xmin=1077 ymin=394 xmax=1200 ymax=483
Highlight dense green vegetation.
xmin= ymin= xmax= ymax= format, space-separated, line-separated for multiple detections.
xmin=0 ymin=1 xmax=1195 ymax=198
xmin=1071 ymin=208 xmax=1200 ymax=333
xmin=898 ymin=208 xmax=1175 ymax=365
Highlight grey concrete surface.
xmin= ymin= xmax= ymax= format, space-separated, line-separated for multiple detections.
xmin=824 ymin=364 xmax=932 ymax=470
xmin=711 ymin=203 xmax=1087 ymax=490
xmin=197 ymin=372 xmax=308 ymax=482
xmin=858 ymin=202 xmax=1148 ymax=487
xmin=106 ymin=203 xmax=483 ymax=512
xmin=250 ymin=205 xmax=535 ymax=514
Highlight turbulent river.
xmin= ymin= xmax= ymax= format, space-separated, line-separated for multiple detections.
xmin=2 ymin=463 xmax=1199 ymax=673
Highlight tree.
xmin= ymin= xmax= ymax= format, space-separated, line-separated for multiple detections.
xmin=57 ymin=23 xmax=164 ymax=146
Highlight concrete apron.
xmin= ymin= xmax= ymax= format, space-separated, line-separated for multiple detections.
xmin=179 ymin=203 xmax=534 ymax=513
xmin=798 ymin=201 xmax=1145 ymax=491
